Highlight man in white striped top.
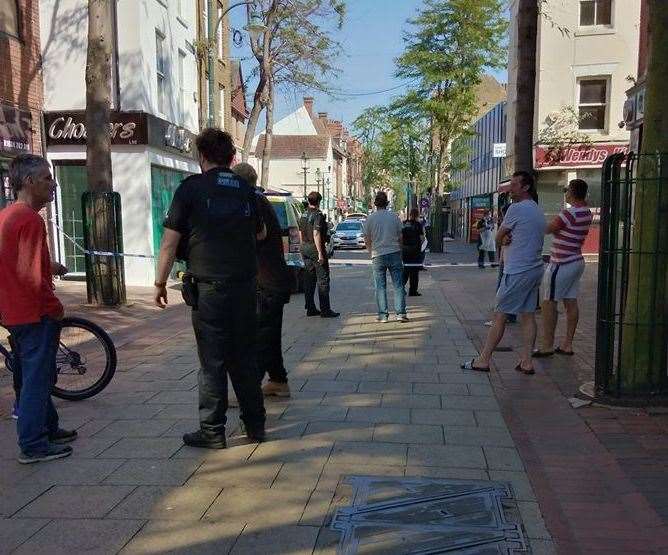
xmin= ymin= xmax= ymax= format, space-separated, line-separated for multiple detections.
xmin=533 ymin=179 xmax=593 ymax=357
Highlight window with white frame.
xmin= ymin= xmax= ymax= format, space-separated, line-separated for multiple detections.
xmin=156 ymin=31 xmax=166 ymax=114
xmin=579 ymin=0 xmax=612 ymax=27
xmin=578 ymin=78 xmax=608 ymax=131
xmin=219 ymin=86 xmax=225 ymax=129
xmin=0 ymin=0 xmax=20 ymax=37
xmin=178 ymin=49 xmax=186 ymax=124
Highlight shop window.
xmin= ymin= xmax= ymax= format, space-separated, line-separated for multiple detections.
xmin=0 ymin=158 xmax=13 ymax=208
xmin=156 ymin=30 xmax=167 ymax=114
xmin=151 ymin=166 xmax=190 ymax=276
xmin=0 ymin=0 xmax=19 ymax=38
xmin=580 ymin=0 xmax=612 ymax=27
xmin=578 ymin=78 xmax=608 ymax=131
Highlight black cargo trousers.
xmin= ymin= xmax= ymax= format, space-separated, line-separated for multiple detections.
xmin=256 ymin=288 xmax=289 ymax=384
xmin=302 ymin=254 xmax=332 ymax=313
xmin=191 ymin=280 xmax=266 ymax=437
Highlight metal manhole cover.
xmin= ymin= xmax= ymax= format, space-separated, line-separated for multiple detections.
xmin=331 ymin=476 xmax=527 ymax=554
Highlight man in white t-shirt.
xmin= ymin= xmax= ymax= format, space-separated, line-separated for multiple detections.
xmin=462 ymin=171 xmax=546 ymax=375
xmin=363 ymin=191 xmax=407 ymax=323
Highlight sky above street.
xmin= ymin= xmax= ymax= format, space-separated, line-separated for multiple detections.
xmin=230 ymin=1 xmax=507 ymax=132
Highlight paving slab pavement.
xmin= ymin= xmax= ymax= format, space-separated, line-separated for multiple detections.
xmin=0 ymin=253 xmax=550 ymax=553
xmin=441 ymin=239 xmax=668 ymax=554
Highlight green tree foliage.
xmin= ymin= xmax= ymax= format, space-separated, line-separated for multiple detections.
xmin=352 ymin=105 xmax=431 ymax=209
xmin=395 ymin=0 xmax=507 ymax=190
xmin=243 ymin=0 xmax=346 ymax=188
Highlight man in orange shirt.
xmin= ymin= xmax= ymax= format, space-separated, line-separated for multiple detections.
xmin=0 ymin=154 xmax=76 ymax=463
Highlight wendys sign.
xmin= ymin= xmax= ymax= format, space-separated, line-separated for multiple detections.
xmin=535 ymin=144 xmax=629 ymax=169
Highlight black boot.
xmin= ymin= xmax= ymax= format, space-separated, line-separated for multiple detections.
xmin=183 ymin=430 xmax=227 ymax=449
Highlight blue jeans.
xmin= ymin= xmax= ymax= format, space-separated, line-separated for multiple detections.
xmin=8 ymin=317 xmax=61 ymax=455
xmin=372 ymin=251 xmax=406 ymax=317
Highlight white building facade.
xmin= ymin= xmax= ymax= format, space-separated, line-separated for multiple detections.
xmin=40 ymin=0 xmax=200 ymax=286
xmin=506 ymin=0 xmax=640 ymax=252
xmin=251 ymin=98 xmax=360 ymax=220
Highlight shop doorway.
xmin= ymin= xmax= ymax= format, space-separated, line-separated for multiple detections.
xmin=54 ymin=162 xmax=87 ymax=275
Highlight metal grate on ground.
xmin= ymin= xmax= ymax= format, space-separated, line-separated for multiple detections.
xmin=331 ymin=475 xmax=527 ymax=554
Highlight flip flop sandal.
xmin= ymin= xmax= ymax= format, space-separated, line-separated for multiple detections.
xmin=532 ymin=350 xmax=554 ymax=358
xmin=515 ymin=363 xmax=535 ymax=375
xmin=461 ymin=359 xmax=490 ymax=373
xmin=555 ymin=347 xmax=575 ymax=356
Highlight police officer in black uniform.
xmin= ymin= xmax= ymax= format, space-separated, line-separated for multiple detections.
xmin=154 ymin=128 xmax=267 ymax=448
xmin=233 ymin=163 xmax=293 ymax=398
xmin=402 ymin=208 xmax=425 ymax=296
xmin=299 ymin=191 xmax=339 ymax=318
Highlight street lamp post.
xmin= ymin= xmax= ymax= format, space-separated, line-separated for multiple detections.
xmin=207 ymin=1 xmax=266 ymax=128
xmin=325 ymin=177 xmax=331 ymax=218
xmin=321 ymin=165 xmax=331 ymax=215
xmin=315 ymin=167 xmax=322 ymax=198
xmin=301 ymin=152 xmax=309 ymax=199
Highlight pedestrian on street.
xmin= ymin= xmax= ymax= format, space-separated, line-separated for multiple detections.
xmin=364 ymin=191 xmax=408 ymax=323
xmin=299 ymin=191 xmax=340 ymax=318
xmin=233 ymin=163 xmax=293 ymax=398
xmin=462 ymin=171 xmax=545 ymax=374
xmin=477 ymin=210 xmax=496 ymax=269
xmin=154 ymin=129 xmax=267 ymax=448
xmin=485 ymin=203 xmax=517 ymax=327
xmin=533 ymin=179 xmax=593 ymax=358
xmin=402 ymin=208 xmax=425 ymax=297
xmin=0 ymin=154 xmax=77 ymax=464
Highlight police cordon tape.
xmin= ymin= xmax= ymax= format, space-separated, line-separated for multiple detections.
xmin=51 ymin=221 xmax=476 ymax=268
xmin=50 ymin=220 xmax=156 ymax=260
xmin=329 ymin=259 xmax=481 ymax=269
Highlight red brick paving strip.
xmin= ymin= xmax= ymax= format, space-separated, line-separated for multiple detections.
xmin=439 ymin=248 xmax=668 ymax=555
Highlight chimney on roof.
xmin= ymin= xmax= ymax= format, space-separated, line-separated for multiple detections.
xmin=304 ymin=97 xmax=314 ymax=115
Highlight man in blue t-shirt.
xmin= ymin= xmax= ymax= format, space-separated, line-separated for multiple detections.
xmin=462 ymin=171 xmax=545 ymax=375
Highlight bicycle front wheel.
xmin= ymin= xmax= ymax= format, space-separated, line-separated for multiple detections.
xmin=53 ymin=317 xmax=117 ymax=401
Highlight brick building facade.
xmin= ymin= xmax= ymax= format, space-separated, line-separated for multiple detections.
xmin=0 ymin=0 xmax=44 ymax=206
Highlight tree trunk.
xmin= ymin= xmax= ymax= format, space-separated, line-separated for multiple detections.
xmin=260 ymin=76 xmax=274 ymax=189
xmin=513 ymin=0 xmax=538 ymax=173
xmin=85 ymin=0 xmax=113 ymax=191
xmin=619 ymin=0 xmax=668 ymax=393
xmin=241 ymin=75 xmax=267 ymax=162
xmin=84 ymin=0 xmax=125 ymax=306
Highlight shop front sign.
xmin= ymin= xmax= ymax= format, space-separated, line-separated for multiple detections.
xmin=0 ymin=104 xmax=33 ymax=155
xmin=492 ymin=143 xmax=506 ymax=158
xmin=45 ymin=112 xmax=148 ymax=146
xmin=534 ymin=144 xmax=629 ymax=169
xmin=44 ymin=111 xmax=197 ymax=160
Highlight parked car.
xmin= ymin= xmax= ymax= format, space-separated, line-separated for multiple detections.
xmin=264 ymin=190 xmax=334 ymax=291
xmin=345 ymin=212 xmax=367 ymax=220
xmin=332 ymin=220 xmax=366 ymax=250
xmin=265 ymin=191 xmax=304 ymax=291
